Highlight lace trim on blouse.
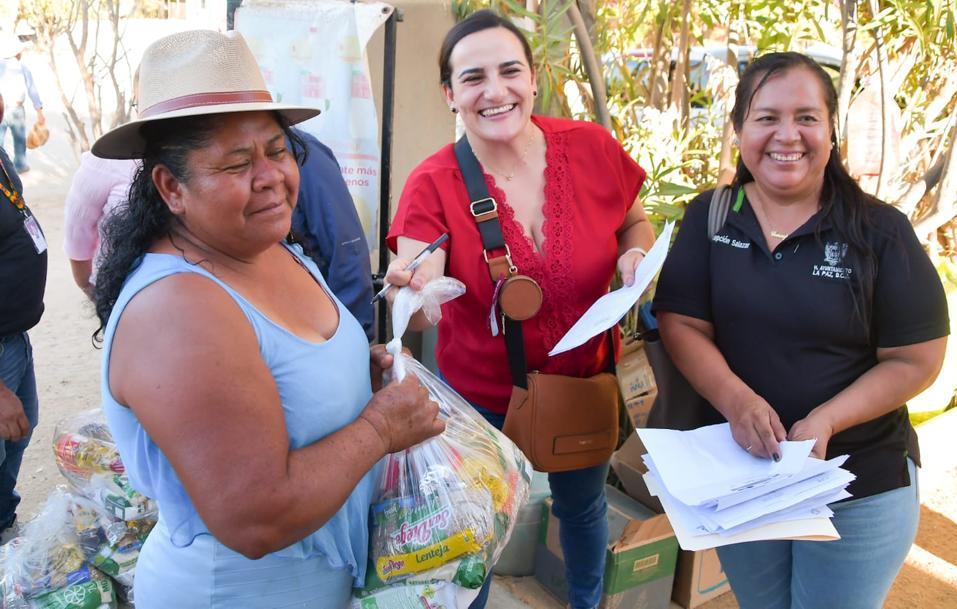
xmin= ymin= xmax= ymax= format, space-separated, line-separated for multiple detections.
xmin=485 ymin=129 xmax=581 ymax=365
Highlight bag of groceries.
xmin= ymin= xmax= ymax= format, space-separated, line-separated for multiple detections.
xmin=70 ymin=492 xmax=151 ymax=604
xmin=51 ymin=409 xmax=156 ymax=603
xmin=53 ymin=409 xmax=157 ymax=524
xmin=352 ymin=279 xmax=532 ymax=608
xmin=0 ymin=489 xmax=118 ymax=609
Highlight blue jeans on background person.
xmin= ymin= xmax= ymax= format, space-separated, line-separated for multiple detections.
xmin=0 ymin=332 xmax=39 ymax=532
xmin=0 ymin=105 xmax=28 ymax=172
xmin=715 ymin=457 xmax=919 ymax=609
xmin=465 ymin=402 xmax=609 ymax=609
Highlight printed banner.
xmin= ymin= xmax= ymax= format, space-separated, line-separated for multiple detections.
xmin=237 ymin=0 xmax=392 ymax=249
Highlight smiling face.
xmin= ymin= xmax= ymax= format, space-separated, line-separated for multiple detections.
xmin=158 ymin=111 xmax=299 ymax=257
xmin=443 ymin=26 xmax=536 ymax=146
xmin=736 ymin=66 xmax=834 ymax=201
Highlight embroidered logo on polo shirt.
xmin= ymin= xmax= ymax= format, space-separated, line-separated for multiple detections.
xmin=712 ymin=234 xmax=751 ymax=249
xmin=813 ymin=242 xmax=853 ymax=279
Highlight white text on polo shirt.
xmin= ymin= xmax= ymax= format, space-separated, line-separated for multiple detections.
xmin=812 ymin=242 xmax=853 ymax=279
xmin=712 ymin=234 xmax=751 ymax=249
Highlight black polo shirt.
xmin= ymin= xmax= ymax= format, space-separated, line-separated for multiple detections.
xmin=0 ymin=147 xmax=47 ymax=337
xmin=654 ymin=188 xmax=949 ymax=500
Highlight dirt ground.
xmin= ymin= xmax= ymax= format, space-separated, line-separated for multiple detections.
xmin=8 ymin=57 xmax=957 ymax=609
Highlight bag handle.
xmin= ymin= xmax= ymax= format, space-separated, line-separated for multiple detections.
xmin=454 ymin=136 xmax=529 ymax=389
xmin=708 ymin=184 xmax=733 ymax=239
xmin=453 ymin=135 xmax=616 ymax=390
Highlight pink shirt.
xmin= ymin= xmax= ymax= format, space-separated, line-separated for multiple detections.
xmin=63 ymin=152 xmax=139 ymax=264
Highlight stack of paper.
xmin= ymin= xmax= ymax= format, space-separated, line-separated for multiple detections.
xmin=637 ymin=423 xmax=855 ymax=551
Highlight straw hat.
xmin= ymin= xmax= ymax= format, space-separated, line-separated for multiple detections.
xmin=26 ymin=122 xmax=49 ymax=149
xmin=92 ymin=30 xmax=320 ymax=159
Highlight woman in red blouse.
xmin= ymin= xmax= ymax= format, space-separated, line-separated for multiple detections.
xmin=385 ymin=10 xmax=655 ymax=609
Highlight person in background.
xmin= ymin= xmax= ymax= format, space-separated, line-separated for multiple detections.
xmin=291 ymin=128 xmax=374 ymax=339
xmin=384 ymin=10 xmax=656 ymax=609
xmin=63 ymin=153 xmax=138 ymax=298
xmin=0 ymin=35 xmax=44 ymax=174
xmin=0 ymin=91 xmax=47 ymax=544
xmin=653 ymin=52 xmax=949 ymax=609
xmin=90 ymin=30 xmax=442 ymax=607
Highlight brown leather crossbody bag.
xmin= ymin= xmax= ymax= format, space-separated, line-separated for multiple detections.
xmin=454 ymin=136 xmax=619 ymax=473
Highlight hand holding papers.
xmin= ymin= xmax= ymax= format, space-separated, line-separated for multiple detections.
xmin=549 ymin=221 xmax=675 ymax=356
xmin=637 ymin=424 xmax=854 ymax=550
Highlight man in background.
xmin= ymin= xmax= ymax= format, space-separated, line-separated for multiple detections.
xmin=292 ymin=128 xmax=375 ymax=340
xmin=0 ymin=35 xmax=44 ymax=174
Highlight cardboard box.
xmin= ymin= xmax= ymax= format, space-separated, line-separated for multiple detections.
xmin=534 ymin=485 xmax=678 ymax=609
xmin=624 ymin=388 xmax=658 ymax=430
xmin=672 ymin=548 xmax=730 ymax=609
xmin=610 ymin=434 xmax=731 ymax=608
xmin=617 ymin=339 xmax=657 ymax=401
xmin=609 ymin=433 xmax=663 ymax=512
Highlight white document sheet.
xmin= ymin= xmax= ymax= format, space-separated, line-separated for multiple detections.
xmin=715 ymin=490 xmax=848 ymax=537
xmin=644 ymin=472 xmax=841 ymax=550
xmin=549 ymin=221 xmax=675 ymax=356
xmin=637 ymin=424 xmax=814 ymax=507
xmin=644 ymin=455 xmax=851 ymax=533
xmin=700 ymin=468 xmax=855 ymax=530
xmin=714 ymin=455 xmax=849 ymax=511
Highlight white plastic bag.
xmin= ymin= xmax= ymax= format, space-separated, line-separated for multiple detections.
xmin=71 ymin=493 xmax=149 ymax=604
xmin=52 ymin=409 xmax=157 ymax=523
xmin=0 ymin=488 xmax=118 ymax=609
xmin=355 ymin=280 xmax=532 ymax=603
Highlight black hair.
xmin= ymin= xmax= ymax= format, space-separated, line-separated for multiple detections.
xmin=438 ymin=9 xmax=534 ymax=88
xmin=731 ymin=51 xmax=883 ymax=333
xmin=92 ymin=111 xmax=306 ymax=342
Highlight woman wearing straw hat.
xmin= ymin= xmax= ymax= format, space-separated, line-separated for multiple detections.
xmin=91 ymin=30 xmax=444 ymax=607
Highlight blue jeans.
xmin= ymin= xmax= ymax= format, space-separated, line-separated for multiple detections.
xmin=716 ymin=458 xmax=919 ymax=609
xmin=0 ymin=332 xmax=39 ymax=531
xmin=466 ymin=402 xmax=608 ymax=609
xmin=0 ymin=105 xmax=28 ymax=172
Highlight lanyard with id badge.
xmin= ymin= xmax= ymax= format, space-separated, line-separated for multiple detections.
xmin=0 ymin=158 xmax=46 ymax=254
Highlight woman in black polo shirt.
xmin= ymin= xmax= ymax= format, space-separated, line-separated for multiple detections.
xmin=653 ymin=52 xmax=949 ymax=609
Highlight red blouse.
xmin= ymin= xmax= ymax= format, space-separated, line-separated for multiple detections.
xmin=388 ymin=115 xmax=646 ymax=414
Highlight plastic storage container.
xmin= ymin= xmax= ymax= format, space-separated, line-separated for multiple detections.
xmin=493 ymin=470 xmax=550 ymax=576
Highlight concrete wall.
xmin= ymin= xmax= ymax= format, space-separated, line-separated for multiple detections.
xmin=366 ymin=1 xmax=454 ymax=360
xmin=366 ymin=0 xmax=456 ymax=258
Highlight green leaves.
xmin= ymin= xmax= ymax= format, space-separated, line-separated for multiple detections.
xmin=451 ymin=0 xmax=957 ymax=245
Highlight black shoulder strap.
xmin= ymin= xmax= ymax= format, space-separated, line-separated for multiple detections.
xmin=707 ymin=185 xmax=733 ymax=239
xmin=452 ymin=135 xmax=616 ymax=388
xmin=453 ymin=136 xmax=528 ymax=389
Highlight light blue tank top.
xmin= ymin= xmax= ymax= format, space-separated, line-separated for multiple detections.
xmin=100 ymin=244 xmax=380 ymax=584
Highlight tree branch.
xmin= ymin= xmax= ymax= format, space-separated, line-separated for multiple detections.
xmin=837 ymin=0 xmax=859 ymax=143
xmin=913 ymin=119 xmax=957 ymax=238
xmin=568 ymin=1 xmax=609 ymax=129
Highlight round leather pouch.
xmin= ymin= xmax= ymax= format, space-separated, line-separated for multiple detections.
xmin=499 ymin=274 xmax=542 ymax=321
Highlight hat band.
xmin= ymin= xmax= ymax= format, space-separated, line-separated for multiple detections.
xmin=140 ymin=90 xmax=275 ymax=118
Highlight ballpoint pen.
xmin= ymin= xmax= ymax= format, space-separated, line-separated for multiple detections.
xmin=371 ymin=233 xmax=449 ymax=303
